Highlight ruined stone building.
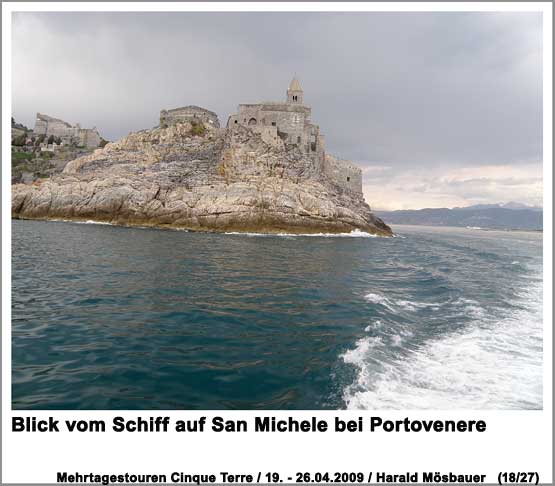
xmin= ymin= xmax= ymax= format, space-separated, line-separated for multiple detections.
xmin=227 ymin=78 xmax=362 ymax=195
xmin=33 ymin=113 xmax=102 ymax=148
xmin=160 ymin=105 xmax=220 ymax=128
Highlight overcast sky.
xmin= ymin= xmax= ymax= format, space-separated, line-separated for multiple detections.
xmin=12 ymin=11 xmax=543 ymax=210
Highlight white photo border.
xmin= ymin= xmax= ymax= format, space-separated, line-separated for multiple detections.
xmin=2 ymin=2 xmax=552 ymax=484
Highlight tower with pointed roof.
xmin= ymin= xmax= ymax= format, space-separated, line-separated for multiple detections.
xmin=226 ymin=77 xmax=362 ymax=195
xmin=287 ymin=77 xmax=304 ymax=104
xmin=228 ymin=76 xmax=325 ymax=165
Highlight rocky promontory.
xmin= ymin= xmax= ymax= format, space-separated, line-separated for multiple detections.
xmin=12 ymin=121 xmax=392 ymax=235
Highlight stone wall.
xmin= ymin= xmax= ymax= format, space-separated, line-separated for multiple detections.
xmin=323 ymin=154 xmax=363 ymax=196
xmin=160 ymin=105 xmax=220 ymax=128
xmin=258 ymin=126 xmax=285 ymax=149
xmin=34 ymin=113 xmax=73 ymax=138
xmin=230 ymin=102 xmax=324 ymax=159
xmin=33 ymin=113 xmax=102 ymax=148
xmin=78 ymin=128 xmax=101 ymax=149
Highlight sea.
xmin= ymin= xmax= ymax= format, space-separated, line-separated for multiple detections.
xmin=11 ymin=220 xmax=543 ymax=410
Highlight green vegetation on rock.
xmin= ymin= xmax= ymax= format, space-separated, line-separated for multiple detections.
xmin=11 ymin=122 xmax=392 ymax=235
xmin=190 ymin=121 xmax=206 ymax=136
xmin=12 ymin=152 xmax=34 ymax=162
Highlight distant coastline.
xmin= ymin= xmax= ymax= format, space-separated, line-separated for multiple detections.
xmin=388 ymin=223 xmax=543 ymax=234
xmin=376 ymin=204 xmax=542 ymax=232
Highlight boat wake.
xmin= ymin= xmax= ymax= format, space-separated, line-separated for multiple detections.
xmin=342 ymin=272 xmax=543 ymax=410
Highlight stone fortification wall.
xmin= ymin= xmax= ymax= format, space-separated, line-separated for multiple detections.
xmin=323 ymin=154 xmax=363 ymax=196
xmin=160 ymin=105 xmax=220 ymax=128
xmin=79 ymin=128 xmax=101 ymax=149
xmin=33 ymin=113 xmax=102 ymax=148
xmin=34 ymin=113 xmax=73 ymax=138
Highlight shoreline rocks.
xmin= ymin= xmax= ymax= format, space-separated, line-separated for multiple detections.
xmin=11 ymin=122 xmax=392 ymax=236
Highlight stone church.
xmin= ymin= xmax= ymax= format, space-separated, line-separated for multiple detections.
xmin=227 ymin=77 xmax=326 ymax=164
xmin=227 ymin=78 xmax=362 ymax=195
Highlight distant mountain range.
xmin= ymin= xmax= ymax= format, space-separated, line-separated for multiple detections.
xmin=376 ymin=202 xmax=543 ymax=231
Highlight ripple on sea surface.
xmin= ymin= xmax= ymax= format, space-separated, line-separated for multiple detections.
xmin=11 ymin=220 xmax=543 ymax=409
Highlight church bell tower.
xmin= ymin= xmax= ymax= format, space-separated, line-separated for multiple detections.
xmin=287 ymin=77 xmax=303 ymax=104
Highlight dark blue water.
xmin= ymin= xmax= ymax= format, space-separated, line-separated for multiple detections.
xmin=12 ymin=220 xmax=543 ymax=409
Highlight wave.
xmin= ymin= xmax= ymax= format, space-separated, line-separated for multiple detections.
xmin=343 ymin=278 xmax=543 ymax=409
xmin=364 ymin=293 xmax=396 ymax=311
xmin=342 ymin=336 xmax=384 ymax=366
xmin=48 ymin=220 xmax=383 ymax=238
xmin=79 ymin=220 xmax=114 ymax=225
xmin=452 ymin=298 xmax=486 ymax=318
xmin=364 ymin=293 xmax=442 ymax=312
xmin=364 ymin=320 xmax=383 ymax=332
xmin=224 ymin=229 xmax=381 ymax=238
xmin=51 ymin=218 xmax=114 ymax=226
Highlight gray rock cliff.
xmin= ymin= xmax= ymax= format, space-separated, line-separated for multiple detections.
xmin=12 ymin=121 xmax=392 ymax=236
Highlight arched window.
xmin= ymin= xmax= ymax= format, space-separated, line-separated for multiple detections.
xmin=248 ymin=118 xmax=257 ymax=126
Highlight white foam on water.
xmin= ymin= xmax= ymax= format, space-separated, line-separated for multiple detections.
xmin=390 ymin=334 xmax=403 ymax=346
xmin=365 ymin=292 xmax=442 ymax=313
xmin=81 ymin=220 xmax=113 ymax=225
xmin=364 ymin=320 xmax=383 ymax=332
xmin=223 ymin=229 xmax=381 ymax=238
xmin=453 ymin=297 xmax=486 ymax=318
xmin=364 ymin=293 xmax=396 ymax=311
xmin=342 ymin=337 xmax=383 ymax=365
xmin=52 ymin=218 xmax=114 ymax=226
xmin=48 ymin=220 xmax=382 ymax=237
xmin=397 ymin=300 xmax=441 ymax=311
xmin=342 ymin=280 xmax=543 ymax=410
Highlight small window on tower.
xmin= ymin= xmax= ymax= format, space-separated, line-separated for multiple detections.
xmin=234 ymin=120 xmax=238 ymax=124
xmin=297 ymin=136 xmax=301 ymax=143
xmin=271 ymin=122 xmax=276 ymax=126
xmin=347 ymin=177 xmax=351 ymax=182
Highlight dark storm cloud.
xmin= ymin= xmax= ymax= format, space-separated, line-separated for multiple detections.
xmin=12 ymin=11 xmax=543 ymax=208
